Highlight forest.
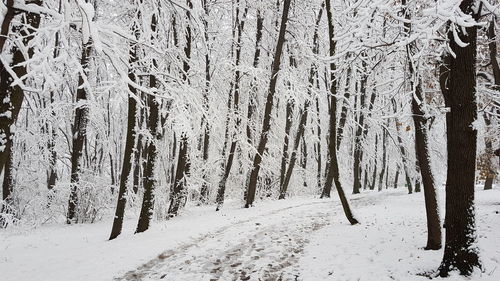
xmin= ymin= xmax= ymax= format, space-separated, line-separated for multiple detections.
xmin=0 ymin=0 xmax=499 ymax=280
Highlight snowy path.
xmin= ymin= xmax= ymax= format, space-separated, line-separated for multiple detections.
xmin=2 ymin=188 xmax=498 ymax=281
xmin=117 ymin=196 xmax=374 ymax=281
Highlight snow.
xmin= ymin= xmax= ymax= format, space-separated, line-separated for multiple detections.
xmin=299 ymin=188 xmax=500 ymax=281
xmin=1 ymin=187 xmax=499 ymax=281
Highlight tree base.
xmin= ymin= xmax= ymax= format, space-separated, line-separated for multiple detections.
xmin=438 ymin=249 xmax=481 ymax=277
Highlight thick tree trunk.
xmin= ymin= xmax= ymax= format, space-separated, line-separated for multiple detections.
xmin=322 ymin=0 xmax=358 ymax=225
xmin=0 ymin=0 xmax=42 ymax=190
xmin=438 ymin=1 xmax=481 ymax=275
xmin=245 ymin=0 xmax=291 ymax=208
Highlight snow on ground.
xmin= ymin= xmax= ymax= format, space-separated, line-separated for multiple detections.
xmin=0 ymin=187 xmax=499 ymax=281
xmin=299 ymin=187 xmax=500 ymax=281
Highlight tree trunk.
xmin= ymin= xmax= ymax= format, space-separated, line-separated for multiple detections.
xmin=411 ymin=81 xmax=441 ymax=249
xmin=352 ymin=63 xmax=368 ymax=194
xmin=0 ymin=0 xmax=42 ymax=187
xmin=66 ymin=38 xmax=92 ymax=224
xmin=438 ymin=1 xmax=480 ymax=275
xmin=215 ymin=2 xmax=248 ymax=210
xmin=378 ymin=123 xmax=388 ymax=191
xmin=368 ymin=134 xmax=378 ymax=190
xmin=321 ymin=0 xmax=358 ymax=225
xmin=245 ymin=0 xmax=292 ymax=208
xmin=483 ymin=19 xmax=499 ymax=190
xmin=392 ymin=99 xmax=413 ymax=194
xmin=336 ymin=65 xmax=351 ymax=150
xmin=199 ymin=0 xmax=211 ymax=204
xmin=109 ymin=37 xmax=139 ymax=240
xmin=394 ymin=165 xmax=400 ymax=189
xmin=168 ymin=0 xmax=193 ymax=216
xmin=0 ymin=137 xmax=14 ymax=226
xmin=402 ymin=0 xmax=442 ymax=247
xmin=136 ymin=66 xmax=161 ymax=233
xmin=246 ymin=9 xmax=263 ymax=146
xmin=279 ymin=97 xmax=294 ymax=188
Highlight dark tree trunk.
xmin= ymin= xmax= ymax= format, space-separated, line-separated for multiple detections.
xmin=168 ymin=133 xmax=188 ymax=217
xmin=0 ymin=0 xmax=42 ymax=191
xmin=199 ymin=0 xmax=211 ymax=204
xmin=483 ymin=19 xmax=499 ymax=190
xmin=279 ymin=104 xmax=309 ymax=199
xmin=336 ymin=65 xmax=351 ymax=150
xmin=1 ymin=136 xmax=14 ymax=226
xmin=66 ymin=38 xmax=92 ymax=224
xmin=246 ymin=9 xmax=263 ymax=146
xmin=352 ymin=63 xmax=368 ymax=194
xmin=109 ymin=37 xmax=139 ymax=240
xmin=321 ymin=0 xmax=358 ymax=225
xmin=394 ymin=165 xmax=400 ymax=189
xmin=215 ymin=3 xmax=248 ymax=211
xmin=402 ymin=0 xmax=442 ymax=247
xmin=315 ymin=98 xmax=323 ymax=190
xmin=378 ymin=123 xmax=388 ymax=191
xmin=136 ymin=66 xmax=161 ymax=233
xmin=300 ymin=134 xmax=308 ymax=187
xmin=47 ymin=1 xmax=62 ymax=192
xmin=411 ymin=81 xmax=441 ymax=249
xmin=280 ymin=97 xmax=294 ymax=188
xmin=438 ymin=1 xmax=481 ymax=276
xmin=369 ymin=134 xmax=378 ymax=190
xmin=279 ymin=2 xmax=323 ymax=197
xmin=168 ymin=0 xmax=193 ymax=216
xmin=245 ymin=0 xmax=292 ymax=208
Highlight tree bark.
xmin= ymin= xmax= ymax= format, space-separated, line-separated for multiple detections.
xmin=245 ymin=0 xmax=292 ymax=208
xmin=66 ymin=39 xmax=92 ymax=224
xmin=109 ymin=31 xmax=140 ymax=240
xmin=336 ymin=65 xmax=351 ymax=150
xmin=321 ymin=0 xmax=358 ymax=225
xmin=246 ymin=9 xmax=263 ymax=147
xmin=215 ymin=2 xmax=248 ymax=210
xmin=136 ymin=63 xmax=161 ymax=233
xmin=199 ymin=0 xmax=211 ymax=203
xmin=438 ymin=1 xmax=481 ymax=275
xmin=378 ymin=122 xmax=388 ymax=191
xmin=483 ymin=19 xmax=499 ymax=190
xmin=168 ymin=0 xmax=193 ymax=216
xmin=402 ymin=0 xmax=442 ymax=248
xmin=352 ymin=63 xmax=368 ymax=194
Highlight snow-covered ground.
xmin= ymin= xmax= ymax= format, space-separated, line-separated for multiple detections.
xmin=1 ymin=187 xmax=499 ymax=281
